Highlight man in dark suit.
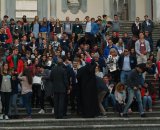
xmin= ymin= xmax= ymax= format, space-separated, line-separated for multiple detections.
xmin=118 ymin=49 xmax=137 ymax=84
xmin=50 ymin=58 xmax=69 ymax=119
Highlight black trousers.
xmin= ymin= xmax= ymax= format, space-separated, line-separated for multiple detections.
xmin=54 ymin=92 xmax=65 ymax=119
xmin=116 ymin=101 xmax=125 ymax=114
xmin=70 ymin=84 xmax=81 ymax=113
xmin=32 ymin=84 xmax=41 ymax=107
xmin=1 ymin=92 xmax=11 ymax=115
xmin=40 ymin=90 xmax=54 ymax=110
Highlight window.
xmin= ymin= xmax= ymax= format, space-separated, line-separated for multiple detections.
xmin=16 ymin=0 xmax=37 ymax=18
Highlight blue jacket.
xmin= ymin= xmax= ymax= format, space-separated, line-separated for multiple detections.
xmin=104 ymin=45 xmax=117 ymax=58
xmin=91 ymin=22 xmax=99 ymax=35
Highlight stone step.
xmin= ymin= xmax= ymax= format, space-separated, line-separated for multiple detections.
xmin=16 ymin=106 xmax=160 ymax=113
xmin=1 ymin=117 xmax=160 ymax=127
xmin=0 ymin=124 xmax=160 ymax=130
xmin=12 ymin=111 xmax=160 ymax=119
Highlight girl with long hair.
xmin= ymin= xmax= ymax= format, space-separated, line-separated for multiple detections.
xmin=18 ymin=68 xmax=32 ymax=118
xmin=0 ymin=62 xmax=12 ymax=119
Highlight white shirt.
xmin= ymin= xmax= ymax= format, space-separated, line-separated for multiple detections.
xmin=122 ymin=55 xmax=131 ymax=71
xmin=85 ymin=22 xmax=91 ymax=33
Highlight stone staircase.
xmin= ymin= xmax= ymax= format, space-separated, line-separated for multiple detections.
xmin=119 ymin=22 xmax=160 ymax=51
xmin=0 ymin=74 xmax=160 ymax=130
xmin=1 ymin=22 xmax=160 ymax=130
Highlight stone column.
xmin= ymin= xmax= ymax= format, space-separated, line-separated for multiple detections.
xmin=145 ymin=0 xmax=152 ymax=18
xmin=128 ymin=0 xmax=136 ymax=21
xmin=103 ymin=0 xmax=111 ymax=17
xmin=6 ymin=0 xmax=16 ymax=19
xmin=154 ymin=0 xmax=160 ymax=22
xmin=50 ymin=0 xmax=56 ymax=18
xmin=37 ymin=0 xmax=48 ymax=20
xmin=0 ymin=0 xmax=6 ymax=19
xmin=47 ymin=0 xmax=51 ymax=19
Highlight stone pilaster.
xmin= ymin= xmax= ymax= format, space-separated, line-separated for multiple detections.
xmin=128 ymin=0 xmax=136 ymax=21
xmin=50 ymin=0 xmax=56 ymax=18
xmin=37 ymin=0 xmax=48 ymax=20
xmin=6 ymin=0 xmax=16 ymax=19
xmin=145 ymin=0 xmax=152 ymax=18
xmin=103 ymin=0 xmax=111 ymax=17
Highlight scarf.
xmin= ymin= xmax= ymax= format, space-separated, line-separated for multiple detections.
xmin=135 ymin=21 xmax=139 ymax=30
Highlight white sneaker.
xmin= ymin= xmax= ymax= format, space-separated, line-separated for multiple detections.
xmin=4 ymin=115 xmax=9 ymax=120
xmin=51 ymin=108 xmax=54 ymax=114
xmin=38 ymin=109 xmax=45 ymax=114
xmin=0 ymin=114 xmax=4 ymax=120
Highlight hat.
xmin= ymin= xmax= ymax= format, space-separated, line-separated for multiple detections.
xmin=85 ymin=57 xmax=92 ymax=63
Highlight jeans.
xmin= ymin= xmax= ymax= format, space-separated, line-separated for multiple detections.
xmin=98 ymin=91 xmax=107 ymax=114
xmin=123 ymin=87 xmax=144 ymax=115
xmin=103 ymin=93 xmax=116 ymax=110
xmin=9 ymin=94 xmax=18 ymax=116
xmin=22 ymin=92 xmax=32 ymax=117
xmin=120 ymin=70 xmax=131 ymax=84
xmin=143 ymin=96 xmax=152 ymax=110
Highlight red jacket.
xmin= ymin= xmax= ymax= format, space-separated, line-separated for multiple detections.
xmin=157 ymin=61 xmax=160 ymax=74
xmin=5 ymin=27 xmax=12 ymax=44
xmin=7 ymin=55 xmax=24 ymax=74
xmin=141 ymin=86 xmax=156 ymax=104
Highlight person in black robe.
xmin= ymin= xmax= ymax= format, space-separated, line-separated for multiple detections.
xmin=77 ymin=58 xmax=99 ymax=118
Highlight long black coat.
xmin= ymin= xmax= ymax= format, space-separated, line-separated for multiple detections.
xmin=77 ymin=63 xmax=99 ymax=118
xmin=50 ymin=65 xmax=69 ymax=93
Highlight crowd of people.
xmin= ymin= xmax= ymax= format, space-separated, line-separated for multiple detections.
xmin=0 ymin=13 xmax=159 ymax=119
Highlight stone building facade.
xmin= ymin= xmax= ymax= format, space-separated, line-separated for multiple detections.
xmin=0 ymin=0 xmax=159 ymax=21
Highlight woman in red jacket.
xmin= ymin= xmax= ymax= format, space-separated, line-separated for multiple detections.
xmin=141 ymin=82 xmax=155 ymax=112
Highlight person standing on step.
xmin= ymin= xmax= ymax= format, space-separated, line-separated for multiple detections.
xmin=63 ymin=16 xmax=72 ymax=39
xmin=142 ymin=15 xmax=154 ymax=38
xmin=123 ymin=64 xmax=146 ymax=117
xmin=131 ymin=17 xmax=141 ymax=38
xmin=18 ymin=68 xmax=32 ymax=119
xmin=0 ymin=62 xmax=13 ymax=120
xmin=77 ymin=58 xmax=99 ymax=118
xmin=50 ymin=58 xmax=69 ymax=119
xmin=135 ymin=32 xmax=150 ymax=64
xmin=112 ymin=14 xmax=120 ymax=37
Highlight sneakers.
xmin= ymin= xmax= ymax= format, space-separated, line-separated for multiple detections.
xmin=38 ymin=109 xmax=45 ymax=114
xmin=119 ymin=113 xmax=123 ymax=117
xmin=4 ymin=115 xmax=9 ymax=120
xmin=0 ymin=115 xmax=9 ymax=120
xmin=51 ymin=108 xmax=54 ymax=114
